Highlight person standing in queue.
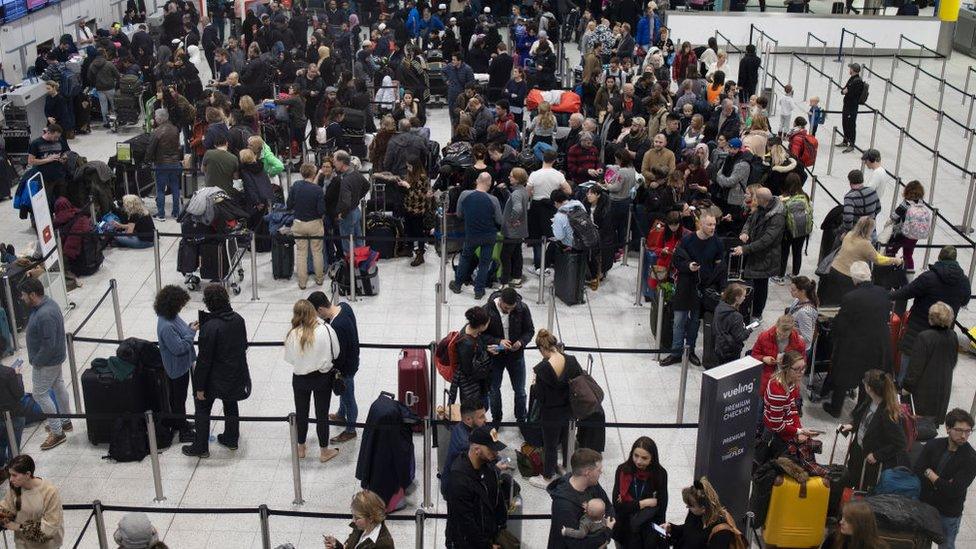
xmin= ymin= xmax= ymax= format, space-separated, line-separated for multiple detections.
xmin=837 ymin=369 xmax=908 ymax=492
xmin=547 ymin=448 xmax=616 ymax=548
xmin=183 ymin=284 xmax=250 ymax=458
xmin=611 ymin=437 xmax=668 ymax=548
xmin=323 ymin=490 xmax=395 ymax=549
xmin=820 ymin=500 xmax=887 ymax=549
xmin=308 ymin=291 xmax=361 ymax=445
xmin=838 ymin=63 xmax=865 ymax=154
xmin=915 ymin=408 xmax=976 ymax=549
xmin=154 ymin=285 xmax=197 ymax=443
xmin=483 ymin=287 xmax=535 ymax=430
xmin=0 ymin=455 xmax=64 ymax=548
xmin=445 ymin=425 xmax=509 ymax=549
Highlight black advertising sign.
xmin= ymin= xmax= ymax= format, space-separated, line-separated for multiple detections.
xmin=694 ymin=356 xmax=763 ymax=525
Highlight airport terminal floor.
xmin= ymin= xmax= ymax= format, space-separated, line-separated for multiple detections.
xmin=4 ymin=10 xmax=976 ymax=549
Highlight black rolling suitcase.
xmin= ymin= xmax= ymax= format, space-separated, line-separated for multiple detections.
xmin=702 ymin=311 xmax=719 ymax=369
xmin=82 ymin=362 xmax=141 ymax=444
xmin=649 ymin=295 xmax=674 ymax=350
xmin=271 ymin=234 xmax=294 ymax=279
xmin=199 ymin=240 xmax=228 ymax=280
xmin=553 ymin=250 xmax=587 ymax=305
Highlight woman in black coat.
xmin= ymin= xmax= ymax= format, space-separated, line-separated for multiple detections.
xmin=184 ymin=284 xmax=250 ymax=457
xmin=530 ymin=329 xmax=583 ymax=487
xmin=612 ymin=437 xmax=669 ymax=549
xmin=838 ymin=369 xmax=908 ymax=492
xmin=450 ymin=307 xmax=494 ymax=406
xmin=903 ymin=302 xmax=959 ymax=425
xmin=585 ymin=185 xmax=616 ymax=284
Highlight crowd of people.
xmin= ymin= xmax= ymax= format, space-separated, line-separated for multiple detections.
xmin=4 ymin=0 xmax=976 ymax=546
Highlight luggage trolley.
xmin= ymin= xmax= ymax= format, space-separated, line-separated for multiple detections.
xmin=178 ymin=224 xmax=248 ymax=294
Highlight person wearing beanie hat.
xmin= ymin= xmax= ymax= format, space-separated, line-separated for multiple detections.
xmin=114 ymin=513 xmax=159 ymax=548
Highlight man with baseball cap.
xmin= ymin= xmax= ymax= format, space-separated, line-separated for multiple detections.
xmin=839 ymin=62 xmax=866 ymax=153
xmin=446 ymin=425 xmax=509 ymax=548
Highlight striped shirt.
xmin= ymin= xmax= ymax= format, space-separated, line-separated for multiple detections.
xmin=842 ymin=186 xmax=881 ymax=230
xmin=763 ymin=379 xmax=801 ymax=440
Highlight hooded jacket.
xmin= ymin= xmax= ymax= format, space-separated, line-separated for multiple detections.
xmin=52 ymin=197 xmax=90 ymax=260
xmin=713 ymin=301 xmax=752 ymax=364
xmin=258 ymin=142 xmax=284 ymax=177
xmin=239 ymin=160 xmax=274 ymax=211
xmin=553 ymin=200 xmax=586 ymax=248
xmin=741 ymin=196 xmax=786 ymax=279
xmin=193 ymin=305 xmax=250 ymax=401
xmin=445 ymin=454 xmax=505 ymax=549
xmin=87 ymin=55 xmax=120 ymax=91
xmin=891 ymin=260 xmax=972 ymax=355
xmin=383 ymin=131 xmax=428 ymax=177
xmin=374 ymin=76 xmax=398 ymax=111
xmin=546 ymin=473 xmax=615 ymax=548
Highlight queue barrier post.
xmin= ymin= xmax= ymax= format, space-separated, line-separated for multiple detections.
xmin=929 ymin=148 xmax=940 ymax=206
xmin=1 ymin=276 xmax=17 ymax=351
xmin=259 ymin=504 xmax=272 ymax=549
xmin=440 ymin=196 xmax=448 ymax=305
xmin=287 ymin=413 xmax=305 ymax=505
xmin=3 ymin=411 xmax=18 ymax=458
xmin=965 ymin=127 xmax=975 ymax=174
xmin=144 ymin=410 xmax=166 ymax=502
xmin=869 ymin=110 xmax=879 ymax=151
xmin=547 ymin=285 xmax=556 ymax=332
xmin=152 ymin=230 xmax=162 ymax=295
xmin=965 ymin=68 xmax=973 ymax=107
xmin=826 ymin=127 xmax=838 ymax=176
xmin=906 ymin=62 xmax=921 ymax=132
xmin=825 ymin=80 xmax=833 ymax=114
xmin=93 ymin=500 xmax=109 ymax=549
xmin=250 ymin=232 xmax=259 ymax=301
xmin=66 ymin=333 xmax=84 ymax=414
xmin=537 ymin=242 xmax=548 ymax=305
xmin=969 ymin=235 xmax=976 ymax=282
xmin=676 ymin=344 xmax=690 ymax=423
xmin=962 ymin=174 xmax=976 ymax=234
xmin=564 ymin=418 xmax=576 ymax=470
xmin=883 ymin=57 xmax=895 ymax=112
xmin=810 ymin=176 xmax=819 ymax=206
xmin=348 ymin=234 xmax=357 ymax=302
xmin=634 ymin=238 xmax=646 ymax=307
xmin=966 ymin=92 xmax=976 ymax=140
xmin=655 ymin=290 xmax=665 ymax=359
xmin=621 ymin=208 xmax=634 ymax=267
xmin=922 ymin=207 xmax=939 ymax=268
xmin=110 ymin=278 xmax=124 ymax=340
xmin=434 ymin=283 xmax=443 ymax=343
xmin=893 ymin=129 xmax=906 ymax=186
xmin=422 ymin=397 xmax=433 ymax=509
xmin=970 ymin=386 xmax=976 ymax=419
xmin=415 ymin=508 xmax=425 ymax=549
xmin=803 ymin=53 xmax=812 ymax=101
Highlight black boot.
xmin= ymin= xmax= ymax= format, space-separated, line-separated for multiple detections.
xmin=410 ymin=249 xmax=425 ymax=267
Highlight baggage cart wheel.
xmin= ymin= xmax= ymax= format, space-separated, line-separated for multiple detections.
xmin=230 ymin=283 xmax=242 ymax=295
xmin=237 ymin=268 xmax=245 ymax=282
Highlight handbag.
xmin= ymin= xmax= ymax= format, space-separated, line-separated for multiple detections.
xmin=331 ymin=371 xmax=346 ymax=396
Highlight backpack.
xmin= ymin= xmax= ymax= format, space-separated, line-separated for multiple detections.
xmin=746 ymin=154 xmax=768 ymax=186
xmin=104 ymin=416 xmax=150 ymax=462
xmin=568 ymin=372 xmax=604 ymax=419
xmin=565 ymin=207 xmax=601 ymax=250
xmin=795 ymin=133 xmax=818 ymax=167
xmin=709 ymin=519 xmax=748 ymax=549
xmin=59 ymin=65 xmax=81 ymax=98
xmin=859 ymin=81 xmax=870 ymax=104
xmin=434 ymin=330 xmax=493 ymax=382
xmin=874 ymin=466 xmax=922 ymax=499
xmin=900 ymin=202 xmax=931 ymax=240
xmin=784 ymin=195 xmax=814 ymax=238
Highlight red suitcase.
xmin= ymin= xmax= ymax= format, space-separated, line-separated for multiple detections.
xmin=398 ymin=349 xmax=430 ymax=432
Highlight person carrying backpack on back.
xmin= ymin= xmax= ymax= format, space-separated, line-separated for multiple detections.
xmin=885 ymin=180 xmax=929 ymax=273
xmin=776 ymin=174 xmax=813 ymax=283
xmin=788 ymin=117 xmax=818 ymax=169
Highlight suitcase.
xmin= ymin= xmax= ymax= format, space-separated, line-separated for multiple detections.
xmin=649 ymin=295 xmax=674 ymax=351
xmin=365 ymin=213 xmax=403 ymax=259
xmin=81 ymin=366 xmax=141 ymax=444
xmin=877 ymin=529 xmax=931 ymax=549
xmin=831 ymin=0 xmax=845 ymax=12
xmin=701 ymin=311 xmax=719 ymax=369
xmin=334 ymin=263 xmax=379 ymax=296
xmin=553 ymin=250 xmax=587 ymax=306
xmin=763 ymin=475 xmax=829 ymax=547
xmin=199 ymin=240 xmax=228 ymax=280
xmin=177 ymin=239 xmax=199 ymax=274
xmin=253 ymin=217 xmax=271 ymax=253
xmin=397 ymin=349 xmax=429 ymax=433
xmin=271 ymin=234 xmax=294 ymax=279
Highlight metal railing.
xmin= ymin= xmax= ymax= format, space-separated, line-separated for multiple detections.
xmin=836 ymin=29 xmax=876 ymax=82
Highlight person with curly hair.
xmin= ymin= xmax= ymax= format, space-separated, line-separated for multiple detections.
xmin=154 ymin=285 xmax=197 ymax=443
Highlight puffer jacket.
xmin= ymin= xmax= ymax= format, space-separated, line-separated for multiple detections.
xmin=741 ymin=196 xmax=786 ymax=279
xmin=87 ymin=56 xmax=120 ymax=91
xmin=52 ymin=197 xmax=90 ymax=260
xmin=891 ymin=260 xmax=972 ymax=355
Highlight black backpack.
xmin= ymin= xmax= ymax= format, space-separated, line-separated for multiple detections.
xmin=859 ymin=81 xmax=870 ymax=104
xmin=105 ymin=416 xmax=149 ymax=462
xmin=565 ymin=207 xmax=601 ymax=250
xmin=746 ymin=155 xmax=769 ymax=186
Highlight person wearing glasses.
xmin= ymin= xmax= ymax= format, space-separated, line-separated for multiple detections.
xmin=757 ymin=350 xmax=817 ymax=463
xmin=915 ymin=408 xmax=976 ymax=549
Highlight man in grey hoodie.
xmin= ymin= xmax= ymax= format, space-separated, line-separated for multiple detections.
xmin=500 ymin=167 xmax=530 ymax=287
xmin=21 ymin=278 xmax=72 ymax=450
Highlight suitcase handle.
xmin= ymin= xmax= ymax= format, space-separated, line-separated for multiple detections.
xmin=405 ymin=390 xmax=419 ymax=408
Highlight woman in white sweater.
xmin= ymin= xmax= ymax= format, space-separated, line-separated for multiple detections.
xmin=284 ymin=299 xmax=341 ymax=463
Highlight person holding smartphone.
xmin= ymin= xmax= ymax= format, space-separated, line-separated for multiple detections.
xmin=611 ymin=437 xmax=669 ymax=547
xmin=154 ymin=285 xmax=197 ymax=443
xmin=712 ymin=283 xmax=754 ymax=367
xmin=323 ymin=490 xmax=394 ymax=549
xmin=758 ymin=351 xmax=818 ymax=463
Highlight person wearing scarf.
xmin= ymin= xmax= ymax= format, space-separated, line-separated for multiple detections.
xmin=611 ymin=436 xmax=669 ymax=547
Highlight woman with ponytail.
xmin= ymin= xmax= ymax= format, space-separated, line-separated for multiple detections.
xmin=823 ymin=500 xmax=888 ymax=549
xmin=284 ymin=299 xmax=341 ymax=463
xmin=611 ymin=436 xmax=669 ymax=547
xmin=786 ymin=276 xmax=819 ymax=349
xmin=668 ymin=476 xmax=741 ymax=548
xmin=838 ymin=369 xmax=908 ymax=491
xmin=528 ymin=329 xmax=584 ymax=490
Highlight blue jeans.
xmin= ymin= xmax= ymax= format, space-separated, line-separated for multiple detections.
xmin=155 ymin=163 xmax=182 ymax=218
xmin=939 ymin=515 xmax=961 ymax=549
xmin=0 ymin=416 xmax=24 ymax=465
xmin=336 ymin=373 xmax=358 ymax=434
xmin=670 ymin=308 xmax=700 ymax=357
xmin=338 ymin=207 xmax=364 ymax=253
xmin=455 ymin=241 xmax=495 ymax=294
xmin=489 ymin=356 xmax=527 ymax=425
xmin=32 ymin=364 xmax=71 ymax=436
xmin=114 ymin=235 xmax=153 ymax=249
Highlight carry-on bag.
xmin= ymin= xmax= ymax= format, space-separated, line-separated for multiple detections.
xmin=271 ymin=233 xmax=295 ymax=279
xmin=82 ymin=361 xmax=141 ymax=444
xmin=553 ymin=250 xmax=587 ymax=305
xmin=397 ymin=349 xmax=429 ymax=433
xmin=763 ymin=473 xmax=829 ymax=547
xmin=199 ymin=240 xmax=228 ymax=281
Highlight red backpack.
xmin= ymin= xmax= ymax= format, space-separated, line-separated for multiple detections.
xmin=434 ymin=331 xmax=466 ymax=382
xmin=794 ymin=133 xmax=819 ymax=168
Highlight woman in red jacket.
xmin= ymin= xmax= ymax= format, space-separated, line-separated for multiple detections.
xmin=672 ymin=41 xmax=697 ymax=83
xmin=645 ymin=211 xmax=689 ymax=290
xmin=751 ymin=315 xmax=807 ymax=391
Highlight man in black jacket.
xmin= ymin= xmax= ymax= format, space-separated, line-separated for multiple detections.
xmin=482 ymin=288 xmax=534 ymax=429
xmin=201 ymin=16 xmax=220 ymax=79
xmin=737 ymin=44 xmax=761 ymax=103
xmin=839 ymin=63 xmax=865 ymax=153
xmin=183 ymin=284 xmax=250 ymax=458
xmin=487 ymin=43 xmax=514 ymax=102
xmin=446 ymin=426 xmax=508 ymax=548
xmin=547 ymin=448 xmax=616 ymax=548
xmin=915 ymin=408 xmax=976 ymax=549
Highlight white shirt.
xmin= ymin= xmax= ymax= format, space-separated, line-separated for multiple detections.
xmin=527 ymin=168 xmax=566 ymax=201
xmin=283 ymin=322 xmax=340 ymax=375
xmin=867 ymin=165 xmax=894 ymax=224
xmin=356 ymin=525 xmax=381 ymax=547
xmin=495 ymin=297 xmax=511 ymax=340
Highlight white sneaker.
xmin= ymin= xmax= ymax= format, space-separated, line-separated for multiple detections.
xmin=525 ymin=266 xmax=540 ymax=277
xmin=543 ymin=268 xmax=554 ymax=278
xmin=528 ymin=475 xmax=553 ymax=489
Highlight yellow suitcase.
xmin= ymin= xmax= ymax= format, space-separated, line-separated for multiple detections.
xmin=763 ymin=475 xmax=829 ymax=548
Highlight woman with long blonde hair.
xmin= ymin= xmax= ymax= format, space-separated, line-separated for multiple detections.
xmin=283 ymin=299 xmax=341 ymax=462
xmin=528 ymin=101 xmax=559 ymax=147
xmin=112 ymin=195 xmax=155 ymax=249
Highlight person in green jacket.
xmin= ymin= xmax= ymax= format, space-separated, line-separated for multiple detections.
xmin=247 ymin=135 xmax=283 ymax=177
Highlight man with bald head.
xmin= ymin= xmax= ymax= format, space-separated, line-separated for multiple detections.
xmin=450 ymin=172 xmax=504 ymax=299
xmin=732 ymin=186 xmax=786 ymax=322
